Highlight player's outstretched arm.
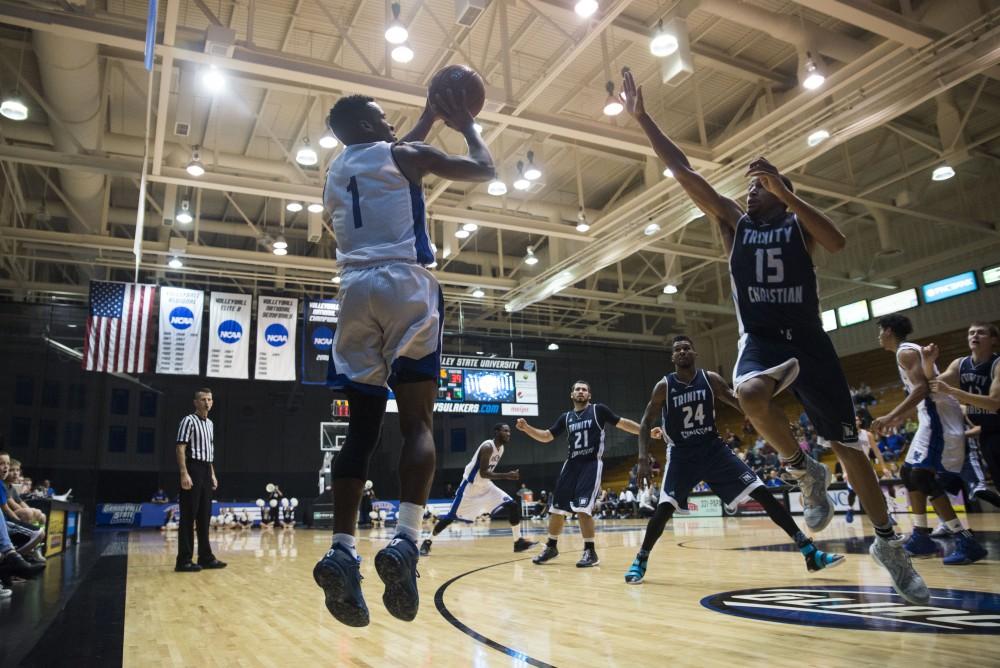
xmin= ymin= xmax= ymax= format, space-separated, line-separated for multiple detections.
xmin=622 ymin=69 xmax=743 ymax=230
xmin=637 ymin=380 xmax=668 ymax=483
xmin=706 ymin=371 xmax=742 ymax=413
xmin=515 ymin=418 xmax=554 ymax=443
xmin=872 ymin=349 xmax=926 ymax=433
xmin=616 ymin=417 xmax=641 ymax=435
xmin=746 ymin=157 xmax=846 ymax=253
xmin=921 ymin=344 xmax=960 ymax=385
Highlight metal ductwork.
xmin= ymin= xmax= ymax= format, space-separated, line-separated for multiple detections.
xmin=866 ymin=207 xmax=902 ymax=257
xmin=32 ymin=32 xmax=103 ymax=234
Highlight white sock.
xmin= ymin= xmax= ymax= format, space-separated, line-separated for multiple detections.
xmin=511 ymin=524 xmax=521 ymax=541
xmin=912 ymin=513 xmax=928 ymax=529
xmin=395 ymin=502 xmax=422 ymax=543
xmin=332 ymin=533 xmax=358 ymax=558
xmin=945 ymin=518 xmax=964 ymax=532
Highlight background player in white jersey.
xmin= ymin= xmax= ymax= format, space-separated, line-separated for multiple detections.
xmin=625 ymin=336 xmax=844 ymax=584
xmin=872 ymin=314 xmax=987 ymax=565
xmin=419 ymin=424 xmax=536 ymax=555
xmin=622 ymin=69 xmax=928 ymax=605
xmin=312 ymin=90 xmax=494 ymax=628
xmin=516 ymin=382 xmax=641 ymax=568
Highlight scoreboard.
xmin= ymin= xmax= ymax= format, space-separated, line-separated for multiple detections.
xmin=388 ymin=355 xmax=539 ymax=416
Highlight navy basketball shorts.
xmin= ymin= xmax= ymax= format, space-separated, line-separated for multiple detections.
xmin=733 ymin=328 xmax=859 ymax=445
xmin=551 ymin=456 xmax=603 ymax=516
xmin=659 ymin=439 xmax=763 ymax=513
xmin=978 ymin=430 xmax=1000 ymax=484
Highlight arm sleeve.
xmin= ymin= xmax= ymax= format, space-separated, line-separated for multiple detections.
xmin=547 ymin=413 xmax=568 ymax=437
xmin=176 ymin=416 xmax=191 ymax=444
xmin=595 ymin=404 xmax=621 ymax=428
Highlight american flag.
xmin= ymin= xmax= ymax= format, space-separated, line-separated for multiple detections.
xmin=84 ymin=281 xmax=157 ymax=373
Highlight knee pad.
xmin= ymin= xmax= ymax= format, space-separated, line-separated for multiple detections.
xmin=902 ymin=466 xmax=935 ymax=495
xmin=332 ymin=392 xmax=387 ymax=481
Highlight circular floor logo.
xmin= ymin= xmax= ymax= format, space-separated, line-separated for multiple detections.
xmin=701 ymin=586 xmax=1000 ymax=634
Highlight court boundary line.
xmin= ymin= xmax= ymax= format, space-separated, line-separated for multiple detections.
xmin=433 ymin=556 xmax=557 ymax=668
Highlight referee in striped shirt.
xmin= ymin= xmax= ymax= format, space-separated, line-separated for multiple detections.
xmin=175 ymin=388 xmax=226 ymax=572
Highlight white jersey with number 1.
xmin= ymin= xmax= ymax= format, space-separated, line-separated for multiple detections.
xmin=324 ymin=141 xmax=433 ymax=268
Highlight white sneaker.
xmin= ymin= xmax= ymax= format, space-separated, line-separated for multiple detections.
xmin=930 ymin=522 xmax=953 ymax=538
xmin=869 ymin=536 xmax=930 ymax=605
xmin=0 ymin=586 xmax=11 ymax=599
xmin=788 ymin=457 xmax=835 ymax=533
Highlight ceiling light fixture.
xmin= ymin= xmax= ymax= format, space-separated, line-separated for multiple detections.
xmin=472 ymin=288 xmax=485 ymax=298
xmin=176 ymin=199 xmax=193 ymax=224
xmin=295 ymin=138 xmax=318 ymax=166
xmin=603 ymin=80 xmax=623 ymax=116
xmin=168 ymin=257 xmax=183 ymax=269
xmin=185 ymin=146 xmax=205 ymax=177
xmin=273 ymin=235 xmax=288 ymax=250
xmin=663 ymin=283 xmax=678 ymax=294
xmin=663 ymin=168 xmax=674 ymax=178
xmin=807 ymin=129 xmax=830 ymax=147
xmin=286 ymin=201 xmax=303 ymax=212
xmin=524 ymin=150 xmax=541 ymax=180
xmin=391 ymin=43 xmax=414 ymax=63
xmin=931 ymin=165 xmax=955 ymax=181
xmin=385 ymin=2 xmax=408 ymax=44
xmin=0 ymin=96 xmax=28 ymax=121
xmin=513 ymin=161 xmax=531 ymax=191
xmin=800 ymin=50 xmax=826 ymax=90
xmin=318 ymin=132 xmax=338 ymax=149
xmin=574 ymin=0 xmax=598 ymax=18
xmin=455 ymin=229 xmax=470 ymax=239
xmin=649 ymin=20 xmax=679 ymax=57
xmin=524 ymin=246 xmax=539 ymax=265
xmin=273 ymin=246 xmax=288 ymax=256
xmin=462 ymin=223 xmax=478 ymax=232
xmin=644 ymin=222 xmax=661 ymax=236
xmin=307 ymin=203 xmax=324 ymax=213
xmin=202 ymin=65 xmax=225 ymax=93
xmin=487 ymin=179 xmax=507 ymax=196
xmin=576 ymin=207 xmax=590 ymax=233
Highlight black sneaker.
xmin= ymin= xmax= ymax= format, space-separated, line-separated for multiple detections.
xmin=513 ymin=538 xmax=538 ymax=553
xmin=576 ymin=548 xmax=600 ymax=568
xmin=174 ymin=561 xmax=202 ymax=573
xmin=313 ymin=544 xmax=369 ymax=627
xmin=0 ymin=552 xmax=45 ymax=579
xmin=198 ymin=558 xmax=228 ymax=569
xmin=419 ymin=539 xmax=432 ymax=556
xmin=532 ymin=544 xmax=559 ymax=564
xmin=374 ymin=536 xmax=420 ymax=622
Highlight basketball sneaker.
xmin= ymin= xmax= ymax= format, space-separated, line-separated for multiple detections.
xmin=902 ymin=531 xmax=938 ymax=558
xmin=845 ymin=508 xmax=854 ymax=524
xmin=624 ymin=554 xmax=647 ymax=584
xmin=576 ymin=548 xmax=600 ymax=568
xmin=419 ymin=539 xmax=432 ymax=556
xmin=869 ymin=536 xmax=930 ymax=605
xmin=971 ymin=487 xmax=1000 ymax=507
xmin=787 ymin=457 xmax=834 ymax=533
xmin=800 ymin=542 xmax=846 ymax=573
xmin=930 ymin=522 xmax=953 ymax=538
xmin=513 ymin=538 xmax=538 ymax=553
xmin=532 ymin=544 xmax=559 ymax=564
xmin=374 ymin=536 xmax=420 ymax=622
xmin=313 ymin=544 xmax=369 ymax=627
xmin=943 ymin=532 xmax=987 ymax=565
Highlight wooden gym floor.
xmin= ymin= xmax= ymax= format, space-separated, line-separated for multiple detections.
xmin=4 ymin=515 xmax=998 ymax=667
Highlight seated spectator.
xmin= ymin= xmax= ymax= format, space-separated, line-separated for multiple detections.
xmin=725 ymin=431 xmax=742 ymax=451
xmin=754 ymin=436 xmax=766 ymax=453
xmin=798 ymin=411 xmax=810 ymax=430
xmin=4 ymin=459 xmax=46 ymax=527
xmin=742 ymin=418 xmax=755 ymax=437
xmin=618 ymin=488 xmax=637 ymax=518
xmin=764 ymin=469 xmax=784 ymax=488
xmin=151 ymin=488 xmax=170 ymax=504
xmin=0 ymin=452 xmax=47 ymax=568
xmin=637 ymin=484 xmax=657 ymax=518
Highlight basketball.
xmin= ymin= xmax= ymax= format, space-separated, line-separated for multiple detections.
xmin=429 ymin=64 xmax=486 ymax=118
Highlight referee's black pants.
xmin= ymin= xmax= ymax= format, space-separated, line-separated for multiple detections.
xmin=177 ymin=460 xmax=214 ymax=565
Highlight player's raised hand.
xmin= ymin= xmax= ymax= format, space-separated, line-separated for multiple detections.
xmin=746 ymin=157 xmax=792 ymax=199
xmin=507 ymin=469 xmax=520 ymax=481
xmin=621 ymin=67 xmax=644 ymax=118
xmin=921 ymin=343 xmax=940 ymax=364
xmin=432 ymin=88 xmax=474 ymax=131
xmin=515 ymin=418 xmax=528 ymax=431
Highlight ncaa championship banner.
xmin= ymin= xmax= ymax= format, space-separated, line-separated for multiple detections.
xmin=302 ymin=299 xmax=339 ymax=385
xmin=255 ymin=295 xmax=297 ymax=381
xmin=207 ymin=292 xmax=252 ymax=379
xmin=156 ymin=287 xmax=204 ymax=375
